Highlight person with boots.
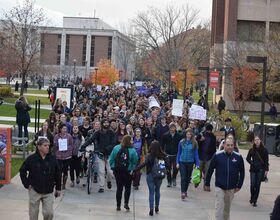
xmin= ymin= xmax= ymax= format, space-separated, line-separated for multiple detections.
xmin=80 ymin=118 xmax=116 ymax=193
xmin=54 ymin=123 xmax=74 ymax=190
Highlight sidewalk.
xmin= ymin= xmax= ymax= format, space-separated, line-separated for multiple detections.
xmin=0 ymin=150 xmax=278 ymax=220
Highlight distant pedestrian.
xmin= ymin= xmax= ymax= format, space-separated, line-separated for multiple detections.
xmin=15 ymin=81 xmax=19 ymax=92
xmin=24 ymin=81 xmax=28 ymax=92
xmin=269 ymin=104 xmax=277 ymax=121
xmin=15 ymin=96 xmax=31 ymax=144
xmin=47 ymin=86 xmax=52 ymax=98
xmin=19 ymin=138 xmax=61 ymax=220
xmin=205 ymin=137 xmax=245 ymax=220
xmin=218 ymin=96 xmax=226 ymax=114
xmin=246 ymin=135 xmax=269 ymax=207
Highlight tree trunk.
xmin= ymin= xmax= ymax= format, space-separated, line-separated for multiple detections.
xmin=20 ymin=71 xmax=26 ymax=96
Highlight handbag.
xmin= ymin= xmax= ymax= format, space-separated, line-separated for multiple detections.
xmin=255 ymin=151 xmax=268 ymax=182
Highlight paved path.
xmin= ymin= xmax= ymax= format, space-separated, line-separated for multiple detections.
xmin=3 ymin=102 xmax=52 ymax=110
xmin=0 ymin=150 xmax=278 ymax=220
xmin=13 ymin=92 xmax=48 ymax=97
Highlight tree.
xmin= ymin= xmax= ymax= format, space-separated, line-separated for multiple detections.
xmin=91 ymin=59 xmax=119 ymax=85
xmin=2 ymin=0 xmax=46 ymax=95
xmin=231 ymin=67 xmax=259 ymax=118
xmin=132 ymin=4 xmax=210 ymax=83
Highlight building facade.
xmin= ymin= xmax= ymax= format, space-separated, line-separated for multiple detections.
xmin=210 ymin=0 xmax=280 ymax=110
xmin=40 ymin=17 xmax=135 ymax=81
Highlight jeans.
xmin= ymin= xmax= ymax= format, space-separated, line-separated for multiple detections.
xmin=114 ymin=171 xmax=133 ymax=207
xmin=179 ymin=162 xmax=193 ymax=193
xmin=18 ymin=123 xmax=29 ymax=143
xmin=70 ymin=156 xmax=82 ymax=181
xmin=250 ymin=170 xmax=264 ymax=203
xmin=146 ymin=173 xmax=162 ymax=209
xmin=57 ymin=159 xmax=71 ymax=178
xmin=166 ymin=155 xmax=178 ymax=184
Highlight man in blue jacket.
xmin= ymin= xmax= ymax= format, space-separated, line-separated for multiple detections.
xmin=204 ymin=137 xmax=245 ymax=220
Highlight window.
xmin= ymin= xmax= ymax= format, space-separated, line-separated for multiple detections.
xmin=108 ymin=36 xmax=112 ymax=60
xmin=82 ymin=35 xmax=87 ymax=66
xmin=90 ymin=36 xmax=95 ymax=67
xmin=269 ymin=22 xmax=280 ymax=41
xmin=237 ymin=20 xmax=265 ymax=42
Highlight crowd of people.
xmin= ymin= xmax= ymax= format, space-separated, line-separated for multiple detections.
xmin=16 ymin=82 xmax=279 ymax=220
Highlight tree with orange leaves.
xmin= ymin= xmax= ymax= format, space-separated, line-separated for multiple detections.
xmin=91 ymin=59 xmax=119 ymax=85
xmin=173 ymin=69 xmax=199 ymax=94
xmin=231 ymin=67 xmax=259 ymax=117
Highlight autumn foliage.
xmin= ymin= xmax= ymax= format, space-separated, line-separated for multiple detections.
xmin=91 ymin=59 xmax=119 ymax=85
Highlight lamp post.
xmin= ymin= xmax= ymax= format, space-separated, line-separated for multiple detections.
xmin=73 ymin=59 xmax=77 ymax=83
xmin=247 ymin=56 xmax=267 ymax=140
xmin=119 ymin=70 xmax=123 ymax=81
xmin=198 ymin=66 xmax=210 ymax=109
xmin=94 ymin=67 xmax=98 ymax=85
xmin=179 ymin=69 xmax=187 ymax=103
xmin=165 ymin=70 xmax=171 ymax=92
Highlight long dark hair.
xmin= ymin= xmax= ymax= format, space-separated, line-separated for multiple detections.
xmin=148 ymin=140 xmax=165 ymax=158
xmin=252 ymin=135 xmax=265 ymax=151
xmin=121 ymin=135 xmax=132 ymax=149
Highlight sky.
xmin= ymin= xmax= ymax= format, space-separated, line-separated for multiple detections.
xmin=0 ymin=0 xmax=212 ymax=28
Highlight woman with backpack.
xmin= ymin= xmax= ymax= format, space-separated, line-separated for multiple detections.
xmin=109 ymin=135 xmax=138 ymax=211
xmin=176 ymin=128 xmax=200 ymax=200
xmin=134 ymin=140 xmax=167 ymax=216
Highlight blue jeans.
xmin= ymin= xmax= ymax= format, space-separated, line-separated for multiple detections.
xmin=179 ymin=162 xmax=193 ymax=193
xmin=146 ymin=173 xmax=162 ymax=209
xmin=250 ymin=170 xmax=264 ymax=203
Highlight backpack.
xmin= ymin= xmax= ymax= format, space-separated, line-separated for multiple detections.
xmin=151 ymin=158 xmax=166 ymax=179
xmin=115 ymin=147 xmax=129 ymax=172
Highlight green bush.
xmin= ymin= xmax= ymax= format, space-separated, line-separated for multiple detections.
xmin=220 ymin=111 xmax=243 ymax=140
xmin=0 ymin=85 xmax=12 ymax=96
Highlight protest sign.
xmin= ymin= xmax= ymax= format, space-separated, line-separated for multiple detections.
xmin=189 ymin=104 xmax=207 ymax=121
xmin=148 ymin=96 xmax=160 ymax=109
xmin=135 ymin=81 xmax=143 ymax=87
xmin=172 ymin=99 xmax=184 ymax=117
xmin=96 ymin=85 xmax=102 ymax=91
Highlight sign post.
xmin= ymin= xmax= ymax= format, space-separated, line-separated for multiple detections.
xmin=210 ymin=71 xmax=219 ymax=89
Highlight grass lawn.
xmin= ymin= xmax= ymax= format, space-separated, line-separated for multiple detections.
xmin=11 ymin=157 xmax=25 ymax=178
xmin=11 ymin=88 xmax=48 ymax=95
xmin=4 ymin=96 xmax=51 ymax=105
xmin=0 ymin=104 xmax=50 ymax=119
xmin=248 ymin=114 xmax=280 ymax=124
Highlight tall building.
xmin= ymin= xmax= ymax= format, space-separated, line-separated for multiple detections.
xmin=40 ymin=17 xmax=135 ymax=80
xmin=210 ymin=0 xmax=280 ymax=108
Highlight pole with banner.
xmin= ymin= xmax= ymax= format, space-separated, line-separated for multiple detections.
xmin=210 ymin=71 xmax=219 ymax=89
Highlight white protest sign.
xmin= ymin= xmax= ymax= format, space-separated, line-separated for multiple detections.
xmin=189 ymin=104 xmax=207 ymax=121
xmin=58 ymin=138 xmax=68 ymax=151
xmin=172 ymin=99 xmax=184 ymax=117
xmin=135 ymin=81 xmax=143 ymax=87
xmin=119 ymin=82 xmax=124 ymax=87
xmin=105 ymin=86 xmax=109 ymax=90
xmin=56 ymin=87 xmax=72 ymax=107
xmin=148 ymin=96 xmax=160 ymax=109
xmin=96 ymin=85 xmax=102 ymax=91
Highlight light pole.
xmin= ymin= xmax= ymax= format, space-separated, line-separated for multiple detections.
xmin=119 ymin=70 xmax=123 ymax=81
xmin=165 ymin=70 xmax=171 ymax=92
xmin=198 ymin=66 xmax=210 ymax=110
xmin=179 ymin=69 xmax=187 ymax=103
xmin=247 ymin=56 xmax=267 ymax=140
xmin=94 ymin=67 xmax=98 ymax=85
xmin=73 ymin=59 xmax=76 ymax=83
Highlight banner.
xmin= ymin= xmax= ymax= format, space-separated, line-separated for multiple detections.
xmin=56 ymin=87 xmax=73 ymax=108
xmin=0 ymin=127 xmax=12 ymax=184
xmin=189 ymin=104 xmax=207 ymax=121
xmin=135 ymin=81 xmax=143 ymax=87
xmin=210 ymin=71 xmax=219 ymax=89
xmin=172 ymin=99 xmax=184 ymax=117
xmin=148 ymin=96 xmax=160 ymax=109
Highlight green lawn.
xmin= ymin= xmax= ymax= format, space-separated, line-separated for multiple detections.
xmin=11 ymin=157 xmax=25 ymax=178
xmin=247 ymin=114 xmax=280 ymax=124
xmin=4 ymin=96 xmax=51 ymax=105
xmin=0 ymin=104 xmax=50 ymax=119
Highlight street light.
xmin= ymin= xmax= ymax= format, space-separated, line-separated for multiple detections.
xmin=179 ymin=68 xmax=187 ymax=103
xmin=119 ymin=70 xmax=123 ymax=81
xmin=165 ymin=70 xmax=171 ymax=92
xmin=247 ymin=56 xmax=267 ymax=140
xmin=73 ymin=59 xmax=77 ymax=83
xmin=94 ymin=67 xmax=98 ymax=85
xmin=198 ymin=66 xmax=210 ymax=110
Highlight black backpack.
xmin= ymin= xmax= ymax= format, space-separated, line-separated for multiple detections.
xmin=115 ymin=147 xmax=129 ymax=172
xmin=151 ymin=158 xmax=166 ymax=179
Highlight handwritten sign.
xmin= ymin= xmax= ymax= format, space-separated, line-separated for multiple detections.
xmin=96 ymin=85 xmax=102 ymax=91
xmin=189 ymin=104 xmax=207 ymax=121
xmin=148 ymin=96 xmax=160 ymax=109
xmin=172 ymin=99 xmax=184 ymax=117
xmin=58 ymin=138 xmax=68 ymax=151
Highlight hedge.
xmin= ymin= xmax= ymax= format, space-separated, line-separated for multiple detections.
xmin=0 ymin=85 xmax=12 ymax=96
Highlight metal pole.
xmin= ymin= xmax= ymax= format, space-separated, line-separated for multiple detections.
xmin=34 ymin=100 xmax=37 ymax=133
xmin=38 ymin=100 xmax=41 ymax=135
xmin=260 ymin=58 xmax=267 ymax=140
xmin=205 ymin=67 xmax=210 ymax=110
xmin=183 ymin=70 xmax=187 ymax=103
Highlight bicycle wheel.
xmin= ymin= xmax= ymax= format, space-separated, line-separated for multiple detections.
xmin=87 ymin=166 xmax=92 ymax=194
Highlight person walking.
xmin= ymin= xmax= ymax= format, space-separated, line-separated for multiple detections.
xmin=217 ymin=96 xmax=226 ymax=114
xmin=15 ymin=96 xmax=31 ymax=144
xmin=134 ymin=141 xmax=166 ymax=216
xmin=246 ymin=135 xmax=269 ymax=207
xmin=54 ymin=123 xmax=74 ymax=190
xmin=19 ymin=138 xmax=61 ymax=220
xmin=161 ymin=123 xmax=181 ymax=187
xmin=109 ymin=135 xmax=138 ymax=211
xmin=205 ymin=137 xmax=245 ymax=220
xmin=176 ymin=128 xmax=200 ymax=199
xmin=34 ymin=121 xmax=54 ymax=154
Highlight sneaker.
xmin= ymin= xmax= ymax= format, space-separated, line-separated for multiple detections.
xmin=149 ymin=209 xmax=153 ymax=216
xmin=124 ymin=204 xmax=130 ymax=211
xmin=116 ymin=206 xmax=121 ymax=211
xmin=107 ymin=182 xmax=112 ymax=189
xmin=252 ymin=202 xmax=257 ymax=207
xmin=76 ymin=177 xmax=80 ymax=184
xmin=181 ymin=193 xmax=186 ymax=200
xmin=172 ymin=179 xmax=177 ymax=186
xmin=134 ymin=186 xmax=139 ymax=190
xmin=98 ymin=188 xmax=104 ymax=193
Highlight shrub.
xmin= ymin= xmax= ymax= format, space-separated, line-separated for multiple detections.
xmin=0 ymin=85 xmax=12 ymax=96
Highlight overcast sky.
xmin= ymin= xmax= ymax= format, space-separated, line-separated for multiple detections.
xmin=0 ymin=0 xmax=212 ymax=28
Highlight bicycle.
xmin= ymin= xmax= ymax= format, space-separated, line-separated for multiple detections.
xmin=242 ymin=114 xmax=250 ymax=131
xmin=84 ymin=149 xmax=104 ymax=194
xmin=207 ymin=113 xmax=223 ymax=131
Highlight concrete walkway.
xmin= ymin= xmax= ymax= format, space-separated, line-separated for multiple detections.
xmin=0 ymin=150 xmax=278 ymax=220
xmin=13 ymin=92 xmax=48 ymax=97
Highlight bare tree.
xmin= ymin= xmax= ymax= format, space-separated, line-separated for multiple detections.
xmin=2 ymin=0 xmax=46 ymax=95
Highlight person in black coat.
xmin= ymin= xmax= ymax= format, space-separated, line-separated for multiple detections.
xmin=161 ymin=123 xmax=182 ymax=187
xmin=15 ymin=96 xmax=31 ymax=144
xmin=197 ymin=124 xmax=216 ymax=184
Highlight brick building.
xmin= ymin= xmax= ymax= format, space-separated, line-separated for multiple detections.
xmin=40 ymin=17 xmax=135 ymax=81
xmin=210 ymin=0 xmax=280 ymax=111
